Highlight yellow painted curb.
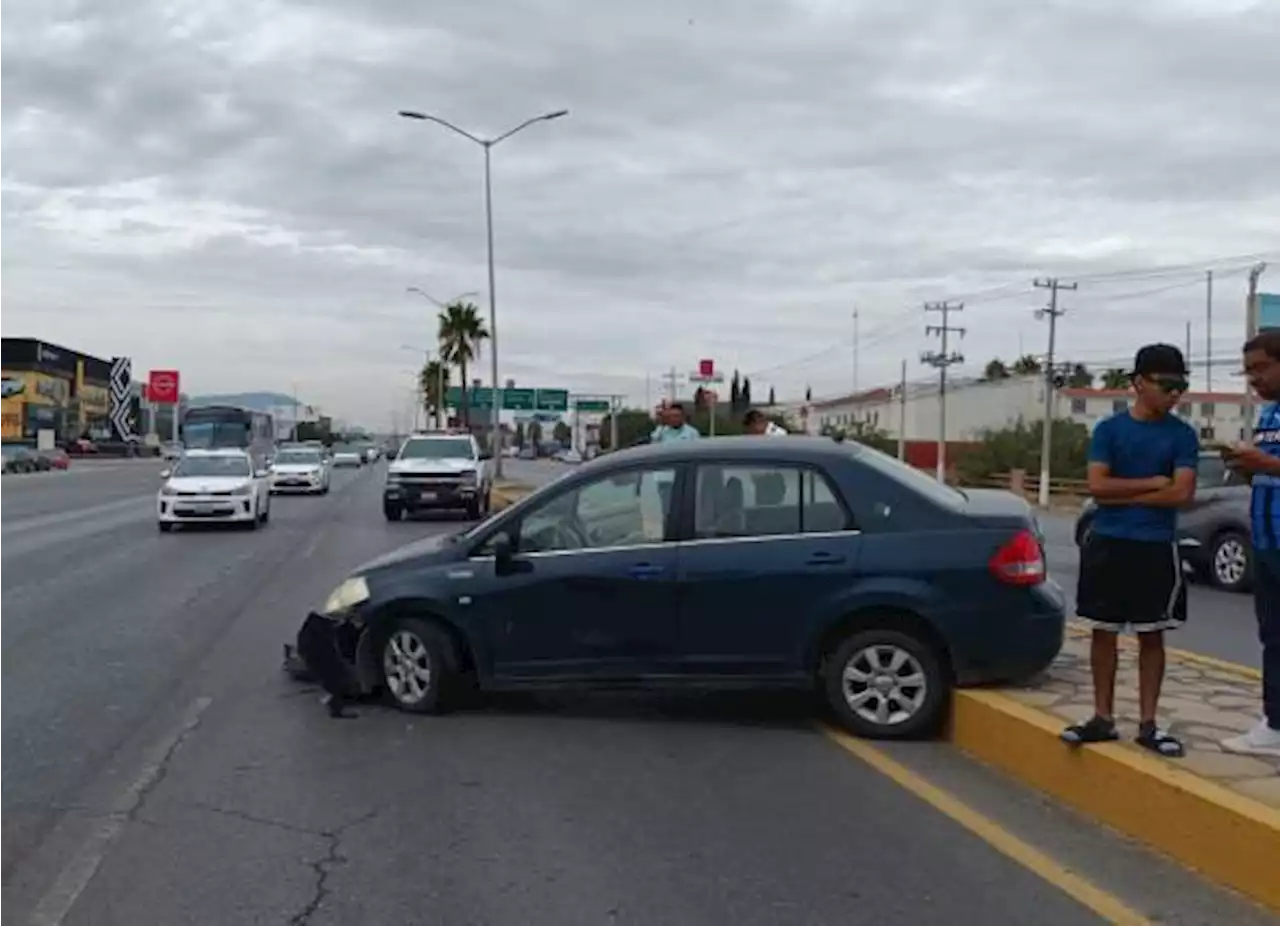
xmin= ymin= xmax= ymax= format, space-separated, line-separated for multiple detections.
xmin=490 ymin=483 xmax=534 ymax=511
xmin=950 ymin=689 xmax=1280 ymax=913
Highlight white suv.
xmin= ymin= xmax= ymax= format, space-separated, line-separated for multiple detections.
xmin=383 ymin=433 xmax=493 ymax=521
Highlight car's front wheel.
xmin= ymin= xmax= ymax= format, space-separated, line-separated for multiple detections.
xmin=823 ymin=627 xmax=949 ymax=739
xmin=383 ymin=503 xmax=403 ymax=522
xmin=379 ymin=618 xmax=453 ymax=713
xmin=1209 ymin=531 xmax=1253 ymax=592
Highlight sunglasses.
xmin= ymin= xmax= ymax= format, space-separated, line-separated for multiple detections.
xmin=1143 ymin=375 xmax=1189 ymax=394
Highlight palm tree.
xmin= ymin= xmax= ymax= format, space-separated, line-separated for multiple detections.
xmin=1101 ymin=367 xmax=1130 ymax=390
xmin=1012 ymin=354 xmax=1043 ymax=376
xmin=984 ymin=358 xmax=1011 ymax=381
xmin=437 ymin=301 xmax=489 ymax=426
xmin=1066 ymin=363 xmax=1094 ymax=388
xmin=419 ymin=360 xmax=450 ymax=428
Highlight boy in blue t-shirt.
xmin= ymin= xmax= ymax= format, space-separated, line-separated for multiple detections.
xmin=1217 ymin=332 xmax=1280 ymax=757
xmin=1063 ymin=344 xmax=1199 ymax=757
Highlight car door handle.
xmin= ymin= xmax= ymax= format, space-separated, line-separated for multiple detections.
xmin=806 ymin=552 xmax=847 ymax=566
xmin=628 ymin=563 xmax=665 ymax=579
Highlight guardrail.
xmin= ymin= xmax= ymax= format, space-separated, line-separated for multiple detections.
xmin=959 ymin=470 xmax=1088 ymax=507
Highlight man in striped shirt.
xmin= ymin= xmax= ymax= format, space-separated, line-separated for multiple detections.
xmin=1219 ymin=332 xmax=1280 ymax=756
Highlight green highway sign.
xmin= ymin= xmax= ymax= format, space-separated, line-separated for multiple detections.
xmin=445 ymin=385 xmax=567 ymax=412
xmin=534 ymin=388 xmax=569 ymax=412
xmin=574 ymin=399 xmax=611 ymax=413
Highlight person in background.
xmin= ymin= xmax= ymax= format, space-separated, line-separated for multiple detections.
xmin=650 ymin=402 xmax=701 ymax=443
xmin=743 ymin=409 xmax=788 ymax=436
xmin=1217 ymin=332 xmax=1280 ymax=756
xmin=1062 ymin=344 xmax=1198 ymax=758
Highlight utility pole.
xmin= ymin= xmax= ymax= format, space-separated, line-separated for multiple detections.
xmin=1033 ymin=278 xmax=1076 ymax=507
xmin=1205 ymin=269 xmax=1214 ymax=394
xmin=897 ymin=358 xmax=908 ymax=461
xmin=1185 ymin=320 xmax=1192 ymax=377
xmin=852 ymin=308 xmax=860 ymax=395
xmin=1244 ymin=262 xmax=1269 ymax=429
xmin=662 ymin=367 xmax=679 ymax=403
xmin=921 ymin=301 xmax=965 ymax=482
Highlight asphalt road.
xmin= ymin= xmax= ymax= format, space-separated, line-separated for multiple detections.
xmin=2 ymin=459 xmax=1268 ymax=925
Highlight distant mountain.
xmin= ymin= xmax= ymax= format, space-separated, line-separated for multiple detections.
xmin=188 ymin=391 xmax=298 ymax=411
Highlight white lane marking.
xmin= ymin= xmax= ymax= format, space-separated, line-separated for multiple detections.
xmin=28 ymin=696 xmax=213 ymax=926
xmin=2 ymin=495 xmax=157 ymax=535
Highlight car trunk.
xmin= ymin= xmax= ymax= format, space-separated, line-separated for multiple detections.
xmin=959 ymin=487 xmax=1044 ymax=546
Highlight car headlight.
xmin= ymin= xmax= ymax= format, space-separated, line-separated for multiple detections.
xmin=231 ymin=482 xmax=254 ymax=496
xmin=459 ymin=469 xmax=477 ymax=483
xmin=386 ymin=473 xmax=402 ymax=484
xmin=160 ymin=484 xmax=178 ymax=496
xmin=320 ymin=576 xmax=370 ymax=616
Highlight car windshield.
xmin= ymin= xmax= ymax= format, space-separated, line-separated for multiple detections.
xmin=399 ymin=438 xmax=474 ymax=460
xmin=850 ymin=442 xmax=967 ymax=508
xmin=172 ymin=456 xmax=251 ymax=478
xmin=274 ymin=450 xmax=321 ymax=465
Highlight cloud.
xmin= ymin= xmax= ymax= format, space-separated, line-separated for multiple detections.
xmin=3 ymin=0 xmax=1278 ymax=425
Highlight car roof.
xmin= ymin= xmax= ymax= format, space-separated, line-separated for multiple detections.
xmin=587 ymin=435 xmax=859 ymax=470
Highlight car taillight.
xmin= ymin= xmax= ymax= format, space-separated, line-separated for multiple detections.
xmin=989 ymin=529 xmax=1046 ymax=586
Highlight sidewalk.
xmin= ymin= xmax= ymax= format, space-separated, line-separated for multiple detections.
xmin=952 ymin=625 xmax=1280 ymax=913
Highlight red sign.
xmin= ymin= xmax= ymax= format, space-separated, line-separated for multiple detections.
xmin=147 ymin=369 xmax=180 ymax=404
xmin=697 ymin=358 xmax=715 ymax=378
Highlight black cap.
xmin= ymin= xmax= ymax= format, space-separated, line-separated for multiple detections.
xmin=1132 ymin=343 xmax=1188 ymax=377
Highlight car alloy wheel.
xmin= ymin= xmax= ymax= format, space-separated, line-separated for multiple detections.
xmin=379 ymin=617 xmax=452 ymax=713
xmin=824 ymin=627 xmax=948 ymax=739
xmin=1211 ymin=533 xmax=1251 ymax=591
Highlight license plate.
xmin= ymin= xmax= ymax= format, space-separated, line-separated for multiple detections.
xmin=419 ymin=492 xmax=437 ymax=501
xmin=191 ymin=503 xmax=217 ymax=513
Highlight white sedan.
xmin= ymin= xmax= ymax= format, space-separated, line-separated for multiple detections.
xmin=269 ymin=447 xmax=330 ymax=494
xmin=157 ymin=449 xmax=271 ymax=532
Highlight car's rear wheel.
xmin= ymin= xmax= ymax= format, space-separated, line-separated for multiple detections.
xmin=824 ymin=628 xmax=949 ymax=740
xmin=379 ymin=618 xmax=452 ymax=713
xmin=1209 ymin=531 xmax=1252 ymax=592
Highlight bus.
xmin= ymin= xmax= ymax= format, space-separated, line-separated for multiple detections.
xmin=180 ymin=405 xmax=275 ymax=468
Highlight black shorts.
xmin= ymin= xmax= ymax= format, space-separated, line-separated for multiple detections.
xmin=1076 ymin=534 xmax=1187 ymax=633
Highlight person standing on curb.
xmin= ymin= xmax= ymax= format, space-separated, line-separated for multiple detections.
xmin=1061 ymin=344 xmax=1199 ymax=758
xmin=743 ymin=409 xmax=788 ymax=435
xmin=1218 ymin=332 xmax=1280 ymax=757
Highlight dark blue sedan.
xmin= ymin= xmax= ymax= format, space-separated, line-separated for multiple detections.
xmin=290 ymin=436 xmax=1065 ymax=738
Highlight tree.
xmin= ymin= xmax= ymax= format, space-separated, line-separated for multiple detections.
xmin=1066 ymin=363 xmax=1093 ymax=388
xmin=437 ymin=301 xmax=489 ymax=426
xmin=528 ymin=421 xmax=543 ymax=445
xmin=515 ymin=421 xmax=526 ymax=447
xmin=552 ymin=421 xmax=572 ymax=444
xmin=419 ymin=359 xmax=450 ymax=426
xmin=767 ymin=385 xmax=776 ymax=406
xmin=957 ymin=418 xmax=1091 ymax=483
xmin=1012 ymin=355 xmax=1042 ymax=376
xmin=984 ymin=358 xmax=1011 ymax=381
xmin=729 ymin=370 xmax=742 ymax=411
xmin=741 ymin=377 xmax=753 ymax=408
xmin=1101 ymin=367 xmax=1129 ymax=389
xmin=600 ymin=409 xmax=656 ymax=450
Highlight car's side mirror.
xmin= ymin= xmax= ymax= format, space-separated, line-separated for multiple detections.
xmin=478 ymin=451 xmax=493 ymax=461
xmin=159 ymin=469 xmax=171 ymax=479
xmin=491 ymin=532 xmax=531 ymax=577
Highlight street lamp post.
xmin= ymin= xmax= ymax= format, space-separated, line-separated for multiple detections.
xmin=405 ymin=287 xmax=479 ymax=430
xmin=398 ymin=108 xmax=569 ymax=478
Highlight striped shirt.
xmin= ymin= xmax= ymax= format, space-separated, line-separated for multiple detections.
xmin=1251 ymin=403 xmax=1280 ymax=551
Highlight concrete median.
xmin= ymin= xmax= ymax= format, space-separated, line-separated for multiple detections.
xmin=950 ymin=626 xmax=1280 ymax=913
xmin=491 ymin=482 xmax=535 ymax=511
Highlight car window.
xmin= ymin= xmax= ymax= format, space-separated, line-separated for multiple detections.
xmin=694 ymin=464 xmax=849 ymax=538
xmin=517 ymin=467 xmax=676 ymax=553
xmin=399 ymin=438 xmax=475 ymax=460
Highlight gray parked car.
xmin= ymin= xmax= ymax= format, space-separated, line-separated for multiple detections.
xmin=1074 ymin=452 xmax=1252 ymax=593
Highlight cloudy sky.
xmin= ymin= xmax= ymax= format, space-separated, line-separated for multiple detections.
xmin=3 ymin=0 xmax=1278 ymax=426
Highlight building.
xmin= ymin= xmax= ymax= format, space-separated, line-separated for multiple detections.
xmin=805 ymin=375 xmax=1248 ymax=445
xmin=1 ymin=338 xmax=113 ymax=442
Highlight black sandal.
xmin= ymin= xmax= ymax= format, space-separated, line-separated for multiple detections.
xmin=1061 ymin=715 xmax=1119 ymax=746
xmin=1136 ymin=723 xmax=1184 ymax=758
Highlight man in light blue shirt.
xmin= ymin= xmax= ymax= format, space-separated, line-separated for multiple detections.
xmin=650 ymin=402 xmax=701 ymax=443
xmin=650 ymin=402 xmax=699 ymax=511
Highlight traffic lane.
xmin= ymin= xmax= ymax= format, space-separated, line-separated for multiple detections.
xmin=1040 ymin=513 xmax=1261 ymax=668
xmin=13 ymin=484 xmax=1097 ymax=926
xmin=0 ymin=464 xmax=433 ymax=886
xmin=1 ymin=460 xmax=167 ymax=523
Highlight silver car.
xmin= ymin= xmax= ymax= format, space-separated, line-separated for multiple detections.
xmin=1075 ymin=452 xmax=1252 ymax=593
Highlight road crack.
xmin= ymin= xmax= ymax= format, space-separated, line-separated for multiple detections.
xmin=289 ymin=807 xmax=381 ymax=926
